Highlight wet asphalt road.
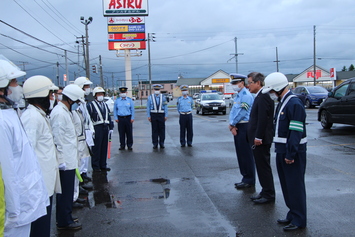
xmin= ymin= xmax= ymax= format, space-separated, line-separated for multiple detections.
xmin=51 ymin=103 xmax=355 ymax=237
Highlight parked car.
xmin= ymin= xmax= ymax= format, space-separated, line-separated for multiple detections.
xmin=195 ymin=93 xmax=226 ymax=115
xmin=293 ymin=86 xmax=328 ymax=108
xmin=318 ymin=78 xmax=355 ymax=129
xmin=104 ymin=96 xmax=114 ymax=114
xmin=192 ymin=93 xmax=200 ymax=99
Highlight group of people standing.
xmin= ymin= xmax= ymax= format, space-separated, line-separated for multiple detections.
xmin=229 ymin=72 xmax=307 ymax=231
xmin=0 ymin=54 xmax=117 ymax=236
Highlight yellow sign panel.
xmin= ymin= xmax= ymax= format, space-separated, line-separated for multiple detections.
xmin=108 ymin=25 xmax=128 ymax=33
xmin=212 ymin=78 xmax=230 ymax=83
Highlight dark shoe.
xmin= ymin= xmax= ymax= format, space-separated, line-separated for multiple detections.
xmin=253 ymin=197 xmax=275 ymax=204
xmin=181 ymin=144 xmax=186 ymax=147
xmin=128 ymin=147 xmax=133 ymax=150
xmin=235 ymin=182 xmax=254 ymax=189
xmin=283 ymin=224 xmax=301 ymax=231
xmin=119 ymin=147 xmax=125 ymax=150
xmin=72 ymin=216 xmax=79 ymax=222
xmin=57 ymin=221 xmax=82 ymax=230
xmin=153 ymin=145 xmax=158 ymax=149
xmin=81 ymin=173 xmax=92 ymax=182
xmin=76 ymin=198 xmax=86 ymax=204
xmin=188 ymin=144 xmax=192 ymax=147
xmin=80 ymin=183 xmax=93 ymax=190
xmin=101 ymin=167 xmax=111 ymax=171
xmin=160 ymin=145 xmax=165 ymax=148
xmin=93 ymin=168 xmax=101 ymax=172
xmin=72 ymin=201 xmax=84 ymax=209
xmin=250 ymin=194 xmax=262 ymax=200
xmin=277 ymin=219 xmax=291 ymax=225
xmin=79 ymin=186 xmax=88 ymax=195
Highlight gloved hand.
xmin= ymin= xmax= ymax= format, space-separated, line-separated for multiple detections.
xmin=109 ymin=130 xmax=113 ymax=136
xmin=59 ymin=163 xmax=66 ymax=171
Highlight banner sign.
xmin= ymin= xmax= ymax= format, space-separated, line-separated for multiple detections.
xmin=330 ymin=68 xmax=336 ymax=81
xmin=108 ymin=41 xmax=146 ymax=50
xmin=107 ymin=16 xmax=144 ymax=24
xmin=108 ymin=24 xmax=145 ymax=33
xmin=212 ymin=78 xmax=230 ymax=84
xmin=108 ymin=33 xmax=146 ymax=41
xmin=103 ymin=0 xmax=149 ymax=16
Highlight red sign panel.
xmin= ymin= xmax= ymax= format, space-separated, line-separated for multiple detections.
xmin=108 ymin=41 xmax=146 ymax=50
xmin=108 ymin=33 xmax=145 ymax=41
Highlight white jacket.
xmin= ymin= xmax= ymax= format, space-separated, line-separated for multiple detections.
xmin=72 ymin=109 xmax=90 ymax=159
xmin=0 ymin=107 xmax=48 ymax=229
xmin=50 ymin=102 xmax=79 ymax=170
xmin=20 ymin=105 xmax=61 ymax=196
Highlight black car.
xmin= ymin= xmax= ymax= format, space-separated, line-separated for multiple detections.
xmin=318 ymin=78 xmax=355 ymax=129
xmin=195 ymin=93 xmax=226 ymax=115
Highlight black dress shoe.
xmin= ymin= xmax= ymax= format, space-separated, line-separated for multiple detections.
xmin=76 ymin=198 xmax=86 ymax=204
xmin=153 ymin=145 xmax=158 ymax=149
xmin=253 ymin=197 xmax=275 ymax=204
xmin=119 ymin=147 xmax=125 ymax=150
xmin=80 ymin=183 xmax=93 ymax=190
xmin=277 ymin=219 xmax=291 ymax=225
xmin=160 ymin=145 xmax=165 ymax=148
xmin=72 ymin=201 xmax=84 ymax=209
xmin=93 ymin=168 xmax=101 ymax=172
xmin=235 ymin=182 xmax=254 ymax=189
xmin=181 ymin=144 xmax=186 ymax=147
xmin=250 ymin=194 xmax=262 ymax=200
xmin=101 ymin=167 xmax=111 ymax=171
xmin=81 ymin=173 xmax=92 ymax=182
xmin=283 ymin=223 xmax=301 ymax=231
xmin=79 ymin=186 xmax=88 ymax=195
xmin=57 ymin=221 xmax=82 ymax=230
xmin=188 ymin=144 xmax=192 ymax=147
xmin=128 ymin=147 xmax=133 ymax=150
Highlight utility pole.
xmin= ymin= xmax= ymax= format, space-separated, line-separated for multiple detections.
xmin=228 ymin=37 xmax=243 ymax=73
xmin=99 ymin=55 xmax=104 ymax=87
xmin=80 ymin=16 xmax=93 ymax=80
xmin=313 ymin=25 xmax=317 ymax=86
xmin=56 ymin=62 xmax=59 ymax=86
xmin=147 ymin=33 xmax=155 ymax=94
xmin=18 ymin=61 xmax=28 ymax=80
xmin=274 ymin=47 xmax=280 ymax=72
xmin=65 ymin=50 xmax=69 ymax=85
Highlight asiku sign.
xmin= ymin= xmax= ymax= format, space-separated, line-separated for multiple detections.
xmin=103 ymin=0 xmax=149 ymax=16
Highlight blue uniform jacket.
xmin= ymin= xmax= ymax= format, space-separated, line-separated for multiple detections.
xmin=177 ymin=96 xmax=194 ymax=113
xmin=113 ymin=97 xmax=135 ymax=120
xmin=229 ymin=87 xmax=254 ymax=126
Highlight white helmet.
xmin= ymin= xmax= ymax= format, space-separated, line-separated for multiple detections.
xmin=23 ymin=75 xmax=58 ymax=98
xmin=74 ymin=76 xmax=93 ymax=89
xmin=62 ymin=84 xmax=85 ymax=102
xmin=0 ymin=55 xmax=26 ymax=88
xmin=262 ymin=72 xmax=289 ymax=94
xmin=92 ymin=86 xmax=105 ymax=96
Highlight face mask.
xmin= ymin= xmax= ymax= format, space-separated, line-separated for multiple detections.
xmin=49 ymin=99 xmax=55 ymax=110
xmin=71 ymin=102 xmax=80 ymax=111
xmin=57 ymin=94 xmax=63 ymax=101
xmin=120 ymin=93 xmax=127 ymax=97
xmin=182 ymin=91 xmax=188 ymax=96
xmin=269 ymin=92 xmax=279 ymax=101
xmin=7 ymin=85 xmax=23 ymax=103
xmin=154 ymin=90 xmax=160 ymax=95
xmin=232 ymin=84 xmax=242 ymax=92
xmin=84 ymin=88 xmax=91 ymax=96
xmin=97 ymin=95 xmax=104 ymax=102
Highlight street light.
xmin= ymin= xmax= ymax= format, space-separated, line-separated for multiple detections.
xmin=80 ymin=16 xmax=93 ymax=80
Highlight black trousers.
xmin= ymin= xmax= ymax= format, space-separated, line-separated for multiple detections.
xmin=276 ymin=150 xmax=307 ymax=227
xmin=56 ymin=169 xmax=75 ymax=227
xmin=150 ymin=113 xmax=165 ymax=146
xmin=117 ymin=116 xmax=133 ymax=148
xmin=253 ymin=144 xmax=275 ymax=199
xmin=233 ymin=123 xmax=255 ymax=185
xmin=92 ymin=124 xmax=109 ymax=170
xmin=30 ymin=196 xmax=52 ymax=237
xmin=179 ymin=113 xmax=193 ymax=146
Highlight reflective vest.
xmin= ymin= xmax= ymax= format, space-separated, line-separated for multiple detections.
xmin=150 ymin=94 xmax=165 ymax=113
xmin=91 ymin=101 xmax=110 ymax=126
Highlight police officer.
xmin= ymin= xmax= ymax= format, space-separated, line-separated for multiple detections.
xmin=114 ymin=86 xmax=135 ymax=150
xmin=21 ymin=75 xmax=61 ymax=237
xmin=50 ymin=84 xmax=85 ymax=230
xmin=87 ymin=87 xmax=114 ymax=171
xmin=177 ymin=85 xmax=194 ymax=147
xmin=262 ymin=72 xmax=307 ymax=231
xmin=147 ymin=84 xmax=168 ymax=149
xmin=228 ymin=73 xmax=256 ymax=189
xmin=0 ymin=55 xmax=48 ymax=236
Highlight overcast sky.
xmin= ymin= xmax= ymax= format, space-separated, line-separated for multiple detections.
xmin=1 ymin=0 xmax=355 ymax=87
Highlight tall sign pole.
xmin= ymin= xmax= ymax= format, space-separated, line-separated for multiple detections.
xmin=81 ymin=17 xmax=93 ymax=79
xmin=313 ymin=25 xmax=317 ymax=86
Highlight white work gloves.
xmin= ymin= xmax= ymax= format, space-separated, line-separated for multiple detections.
xmin=59 ymin=163 xmax=66 ymax=171
xmin=109 ymin=130 xmax=113 ymax=136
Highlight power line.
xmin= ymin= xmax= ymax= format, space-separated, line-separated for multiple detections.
xmin=12 ymin=0 xmax=76 ymax=50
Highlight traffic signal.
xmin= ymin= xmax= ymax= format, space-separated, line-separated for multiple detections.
xmin=92 ymin=65 xmax=97 ymax=74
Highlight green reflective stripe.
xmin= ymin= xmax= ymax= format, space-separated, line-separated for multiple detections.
xmin=289 ymin=120 xmax=304 ymax=132
xmin=241 ymin=102 xmax=250 ymax=110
